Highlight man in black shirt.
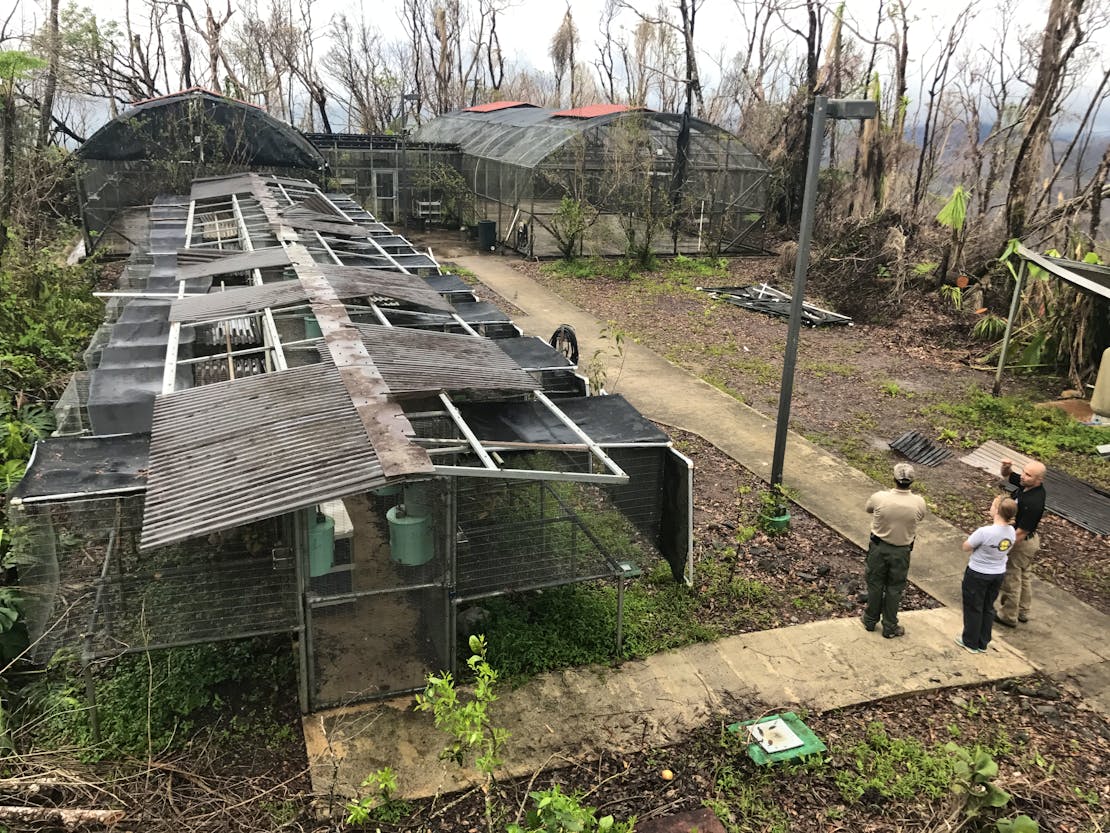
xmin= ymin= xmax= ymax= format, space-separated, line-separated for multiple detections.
xmin=995 ymin=458 xmax=1047 ymax=627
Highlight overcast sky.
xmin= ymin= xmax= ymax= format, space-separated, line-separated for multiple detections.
xmin=13 ymin=0 xmax=1107 ymax=133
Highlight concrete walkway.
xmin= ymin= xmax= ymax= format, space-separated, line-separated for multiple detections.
xmin=303 ymin=253 xmax=1109 ymax=803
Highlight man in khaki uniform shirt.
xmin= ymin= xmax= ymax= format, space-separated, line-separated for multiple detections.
xmin=862 ymin=463 xmax=928 ymax=638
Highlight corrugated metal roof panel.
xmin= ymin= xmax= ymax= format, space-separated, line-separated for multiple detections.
xmin=287 ymin=217 xmax=387 ymax=237
xmin=170 ymin=279 xmax=308 ymax=321
xmin=169 ymin=269 xmax=453 ymax=322
xmin=140 ymin=362 xmax=430 ymax=549
xmin=319 ymin=266 xmax=455 ymax=311
xmin=176 ymin=247 xmax=291 ymax=280
xmin=343 ymin=324 xmax=539 ymax=395
xmin=191 ymin=174 xmax=259 ymax=200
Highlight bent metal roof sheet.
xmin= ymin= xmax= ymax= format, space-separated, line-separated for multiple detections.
xmin=169 ymin=268 xmax=453 ymax=322
xmin=338 ymin=324 xmax=539 ymax=396
xmin=141 ymin=362 xmax=433 ymax=550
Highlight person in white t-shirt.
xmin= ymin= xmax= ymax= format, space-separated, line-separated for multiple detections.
xmin=956 ymin=496 xmax=1017 ymax=653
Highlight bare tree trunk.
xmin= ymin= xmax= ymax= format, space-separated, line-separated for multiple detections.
xmin=203 ymin=0 xmax=235 ymax=94
xmin=596 ymin=0 xmax=618 ymax=102
xmin=1005 ymin=0 xmax=1086 ymax=240
xmin=1086 ymin=143 xmax=1110 ymax=244
xmin=177 ymin=0 xmax=195 ymax=89
xmin=677 ymin=0 xmax=703 ymax=117
xmin=0 ymin=83 xmax=14 ymax=260
xmin=35 ymin=0 xmax=60 ymax=149
xmin=485 ymin=1 xmax=504 ymax=92
xmin=550 ymin=7 xmax=577 ymax=108
xmin=911 ymin=7 xmax=973 ymax=213
xmin=773 ymin=0 xmax=823 ymax=224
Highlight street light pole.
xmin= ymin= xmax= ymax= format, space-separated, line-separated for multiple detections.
xmin=768 ymin=96 xmax=877 ymax=517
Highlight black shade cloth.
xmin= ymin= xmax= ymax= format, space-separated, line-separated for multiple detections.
xmin=76 ymin=88 xmax=324 ymax=170
xmin=494 ymin=336 xmax=575 ymax=370
xmin=10 ymin=434 xmax=150 ymax=502
xmin=458 ymin=394 xmax=668 ymax=446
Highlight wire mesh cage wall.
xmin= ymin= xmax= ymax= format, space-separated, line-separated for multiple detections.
xmin=9 ymin=495 xmax=300 ymax=666
xmin=414 ymin=108 xmax=769 ymax=258
xmin=304 ymin=135 xmax=465 ymax=227
xmin=453 ymin=474 xmax=639 ymax=602
xmin=304 ymin=482 xmax=451 ymax=710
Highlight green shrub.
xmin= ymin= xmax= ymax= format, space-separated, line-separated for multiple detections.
xmin=21 ymin=637 xmax=295 ymax=760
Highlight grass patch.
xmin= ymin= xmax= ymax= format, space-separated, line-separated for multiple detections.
xmin=833 ymin=721 xmax=956 ymax=803
xmin=803 ymin=431 xmax=890 ymax=485
xmin=802 ymin=360 xmax=857 ymax=378
xmin=708 ymin=759 xmax=791 ymax=833
xmin=446 ymin=263 xmax=480 ymax=283
xmin=730 ymin=356 xmax=779 ymax=385
xmin=478 ymin=569 xmax=719 ymax=681
xmin=20 ymin=637 xmax=297 ymax=761
xmin=924 ymin=388 xmax=1107 ymax=488
xmin=541 ymin=255 xmax=729 ymax=290
xmin=879 ymin=379 xmax=915 ymax=398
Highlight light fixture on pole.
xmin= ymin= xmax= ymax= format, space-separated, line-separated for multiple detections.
xmin=768 ymin=96 xmax=878 ymax=519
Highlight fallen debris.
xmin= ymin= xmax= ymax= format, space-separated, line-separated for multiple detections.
xmin=890 ymin=430 xmax=953 ymax=467
xmin=696 ymin=283 xmax=852 ymax=326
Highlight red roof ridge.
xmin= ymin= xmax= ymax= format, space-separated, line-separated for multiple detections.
xmin=463 ymin=101 xmax=536 ymax=113
xmin=551 ymin=103 xmax=649 ymax=119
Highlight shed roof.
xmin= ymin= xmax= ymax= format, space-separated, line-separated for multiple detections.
xmin=412 ymin=105 xmax=768 ymax=171
xmin=1017 ymin=243 xmax=1110 ymax=300
xmin=76 ymin=88 xmax=325 ymax=170
xmin=464 ymin=101 xmax=534 ymax=113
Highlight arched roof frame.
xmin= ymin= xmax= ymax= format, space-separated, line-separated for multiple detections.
xmin=76 ymin=87 xmax=325 ymax=171
xmin=413 ymin=105 xmax=768 ymax=172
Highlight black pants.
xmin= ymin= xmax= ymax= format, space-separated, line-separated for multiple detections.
xmin=961 ymin=567 xmax=1004 ymax=651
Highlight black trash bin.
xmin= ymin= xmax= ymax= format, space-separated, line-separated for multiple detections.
xmin=477 ymin=219 xmax=497 ymax=252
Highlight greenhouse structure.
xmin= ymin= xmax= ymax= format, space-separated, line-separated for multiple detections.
xmin=305 ymin=133 xmax=464 ymax=227
xmin=413 ymin=101 xmax=770 ymax=258
xmin=75 ymin=87 xmax=327 ymax=255
xmin=12 ymin=167 xmax=693 ymax=714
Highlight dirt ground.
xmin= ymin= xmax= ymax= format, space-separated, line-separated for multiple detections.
xmin=370 ymin=674 xmax=1109 ymax=833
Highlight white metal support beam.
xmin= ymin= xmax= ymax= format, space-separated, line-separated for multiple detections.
xmin=438 ymin=393 xmax=499 ymax=471
xmin=535 ymin=390 xmax=627 ymax=480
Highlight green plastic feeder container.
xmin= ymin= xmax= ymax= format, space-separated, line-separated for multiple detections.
xmin=304 ymin=315 xmax=322 ymax=339
xmin=308 ymin=513 xmax=335 ymax=577
xmin=387 ymin=505 xmax=434 ymax=566
xmin=762 ymin=511 xmax=791 ymax=533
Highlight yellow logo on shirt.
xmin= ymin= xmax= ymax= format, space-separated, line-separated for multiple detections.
xmin=998 ymin=539 xmax=1011 ymax=551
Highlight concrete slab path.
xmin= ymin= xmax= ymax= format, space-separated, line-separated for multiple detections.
xmin=303 ymin=254 xmax=1109 ymax=803
xmin=305 ymin=608 xmax=1034 ymax=802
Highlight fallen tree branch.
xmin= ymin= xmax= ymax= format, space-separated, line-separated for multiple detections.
xmin=0 ymin=806 xmax=125 ymax=829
